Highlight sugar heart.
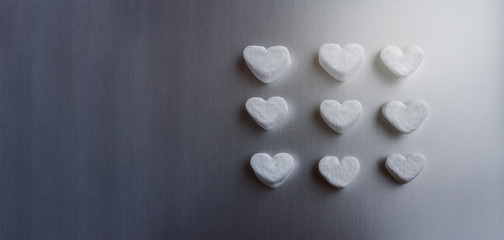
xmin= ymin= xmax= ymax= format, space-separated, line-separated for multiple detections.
xmin=318 ymin=156 xmax=360 ymax=189
xmin=246 ymin=97 xmax=288 ymax=130
xmin=381 ymin=100 xmax=429 ymax=134
xmin=320 ymin=100 xmax=362 ymax=134
xmin=250 ymin=153 xmax=295 ymax=188
xmin=380 ymin=45 xmax=424 ymax=77
xmin=385 ymin=153 xmax=426 ymax=183
xmin=243 ymin=45 xmax=291 ymax=83
xmin=319 ymin=43 xmax=364 ymax=81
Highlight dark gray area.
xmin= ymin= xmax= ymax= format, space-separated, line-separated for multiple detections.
xmin=0 ymin=1 xmax=503 ymax=239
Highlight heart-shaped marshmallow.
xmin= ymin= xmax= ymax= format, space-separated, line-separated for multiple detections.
xmin=318 ymin=156 xmax=360 ymax=189
xmin=320 ymin=100 xmax=362 ymax=134
xmin=243 ymin=45 xmax=291 ymax=83
xmin=319 ymin=43 xmax=364 ymax=81
xmin=385 ymin=153 xmax=426 ymax=183
xmin=380 ymin=45 xmax=424 ymax=77
xmin=250 ymin=153 xmax=295 ymax=188
xmin=246 ymin=97 xmax=288 ymax=130
xmin=382 ymin=100 xmax=428 ymax=134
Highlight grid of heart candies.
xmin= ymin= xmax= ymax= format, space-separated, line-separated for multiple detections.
xmin=243 ymin=43 xmax=428 ymax=189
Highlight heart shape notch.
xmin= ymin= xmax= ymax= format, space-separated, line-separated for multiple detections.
xmin=380 ymin=45 xmax=424 ymax=77
xmin=320 ymin=100 xmax=362 ymax=134
xmin=243 ymin=45 xmax=291 ymax=83
xmin=246 ymin=97 xmax=288 ymax=130
xmin=385 ymin=153 xmax=426 ymax=183
xmin=382 ymin=100 xmax=428 ymax=134
xmin=250 ymin=153 xmax=295 ymax=188
xmin=318 ymin=156 xmax=360 ymax=189
xmin=319 ymin=43 xmax=364 ymax=81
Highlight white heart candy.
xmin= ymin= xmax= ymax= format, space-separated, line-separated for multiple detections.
xmin=246 ymin=97 xmax=288 ymax=130
xmin=250 ymin=153 xmax=295 ymax=188
xmin=320 ymin=100 xmax=362 ymax=134
xmin=380 ymin=45 xmax=424 ymax=77
xmin=318 ymin=156 xmax=360 ymax=189
xmin=385 ymin=153 xmax=426 ymax=183
xmin=319 ymin=43 xmax=364 ymax=81
xmin=243 ymin=45 xmax=291 ymax=83
xmin=382 ymin=100 xmax=429 ymax=134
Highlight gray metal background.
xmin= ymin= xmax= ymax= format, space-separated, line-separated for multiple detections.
xmin=0 ymin=0 xmax=503 ymax=239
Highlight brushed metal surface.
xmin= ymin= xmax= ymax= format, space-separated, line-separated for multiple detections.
xmin=0 ymin=1 xmax=503 ymax=239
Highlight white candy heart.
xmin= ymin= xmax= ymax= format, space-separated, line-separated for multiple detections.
xmin=319 ymin=43 xmax=364 ymax=81
xmin=250 ymin=153 xmax=295 ymax=188
xmin=318 ymin=156 xmax=360 ymax=189
xmin=380 ymin=45 xmax=424 ymax=77
xmin=243 ymin=45 xmax=291 ymax=83
xmin=320 ymin=100 xmax=362 ymax=134
xmin=381 ymin=100 xmax=429 ymax=134
xmin=385 ymin=153 xmax=426 ymax=183
xmin=246 ymin=97 xmax=288 ymax=130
